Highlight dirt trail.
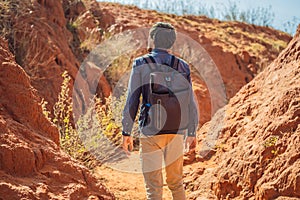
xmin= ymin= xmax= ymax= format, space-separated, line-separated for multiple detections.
xmin=93 ymin=151 xmax=173 ymax=200
xmin=94 ymin=165 xmax=147 ymax=200
xmin=93 ymin=151 xmax=219 ymax=199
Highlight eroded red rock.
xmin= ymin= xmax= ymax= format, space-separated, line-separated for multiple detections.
xmin=0 ymin=37 xmax=114 ymax=199
xmin=185 ymin=26 xmax=300 ymax=200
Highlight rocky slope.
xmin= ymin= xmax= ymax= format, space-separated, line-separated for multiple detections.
xmin=0 ymin=37 xmax=114 ymax=199
xmin=184 ymin=26 xmax=300 ymax=199
xmin=1 ymin=0 xmax=112 ymax=116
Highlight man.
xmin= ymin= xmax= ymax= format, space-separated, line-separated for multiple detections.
xmin=122 ymin=22 xmax=198 ymax=200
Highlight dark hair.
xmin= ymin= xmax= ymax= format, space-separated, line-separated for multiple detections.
xmin=149 ymin=22 xmax=176 ymax=49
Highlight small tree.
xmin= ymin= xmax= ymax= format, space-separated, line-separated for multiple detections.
xmin=283 ymin=16 xmax=300 ymax=35
xmin=222 ymin=1 xmax=274 ymax=27
xmin=223 ymin=0 xmax=239 ymax=21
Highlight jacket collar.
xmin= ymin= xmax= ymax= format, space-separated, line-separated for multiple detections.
xmin=151 ymin=48 xmax=169 ymax=54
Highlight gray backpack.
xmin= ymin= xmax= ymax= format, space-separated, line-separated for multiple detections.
xmin=143 ymin=55 xmax=191 ymax=133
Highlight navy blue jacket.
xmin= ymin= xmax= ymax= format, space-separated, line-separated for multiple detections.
xmin=122 ymin=49 xmax=198 ymax=136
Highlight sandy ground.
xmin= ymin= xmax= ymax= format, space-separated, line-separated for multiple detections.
xmin=93 ymin=151 xmax=174 ymax=200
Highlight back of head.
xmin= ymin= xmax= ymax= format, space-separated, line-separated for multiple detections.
xmin=149 ymin=22 xmax=176 ymax=49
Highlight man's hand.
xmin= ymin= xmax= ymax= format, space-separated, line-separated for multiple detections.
xmin=122 ymin=136 xmax=133 ymax=156
xmin=184 ymin=136 xmax=196 ymax=153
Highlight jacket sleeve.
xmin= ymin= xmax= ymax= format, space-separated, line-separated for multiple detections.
xmin=122 ymin=60 xmax=142 ymax=135
xmin=186 ymin=66 xmax=199 ymax=137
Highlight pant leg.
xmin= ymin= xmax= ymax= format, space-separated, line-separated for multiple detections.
xmin=140 ymin=136 xmax=164 ymax=200
xmin=164 ymin=134 xmax=186 ymax=200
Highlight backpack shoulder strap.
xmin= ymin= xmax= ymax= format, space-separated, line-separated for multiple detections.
xmin=148 ymin=56 xmax=156 ymax=64
xmin=143 ymin=56 xmax=158 ymax=72
xmin=170 ymin=55 xmax=175 ymax=69
xmin=144 ymin=55 xmax=179 ymax=71
xmin=171 ymin=55 xmax=179 ymax=71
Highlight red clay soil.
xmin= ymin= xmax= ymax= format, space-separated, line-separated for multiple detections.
xmin=10 ymin=0 xmax=112 ymax=115
xmin=184 ymin=26 xmax=300 ymax=199
xmin=0 ymin=37 xmax=114 ymax=199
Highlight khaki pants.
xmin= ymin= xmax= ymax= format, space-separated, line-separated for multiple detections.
xmin=140 ymin=134 xmax=186 ymax=200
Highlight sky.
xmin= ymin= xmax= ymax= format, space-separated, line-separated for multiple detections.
xmin=99 ymin=0 xmax=300 ymax=35
xmin=204 ymin=0 xmax=300 ymax=34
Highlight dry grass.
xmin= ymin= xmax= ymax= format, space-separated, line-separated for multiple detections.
xmin=0 ymin=0 xmax=32 ymax=41
xmin=40 ymin=71 xmax=133 ymax=168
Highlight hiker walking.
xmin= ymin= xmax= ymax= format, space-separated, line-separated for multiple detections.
xmin=122 ymin=22 xmax=198 ymax=200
